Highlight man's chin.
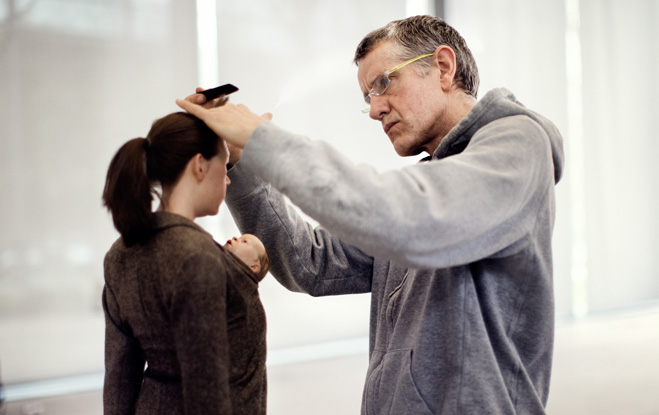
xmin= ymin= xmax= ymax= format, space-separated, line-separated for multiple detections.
xmin=391 ymin=140 xmax=423 ymax=158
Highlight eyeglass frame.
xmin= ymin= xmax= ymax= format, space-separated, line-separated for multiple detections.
xmin=361 ymin=53 xmax=434 ymax=114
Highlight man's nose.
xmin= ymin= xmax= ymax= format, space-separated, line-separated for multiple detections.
xmin=369 ymin=95 xmax=389 ymax=120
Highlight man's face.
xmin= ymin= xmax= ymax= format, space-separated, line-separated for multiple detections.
xmin=357 ymin=41 xmax=447 ymax=157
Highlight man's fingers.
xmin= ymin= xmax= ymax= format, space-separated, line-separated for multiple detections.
xmin=261 ymin=112 xmax=273 ymax=121
xmin=175 ymin=99 xmax=254 ymax=149
xmin=182 ymin=92 xmax=207 ymax=105
xmin=176 ymin=98 xmax=207 ymax=119
xmin=176 ymin=98 xmax=231 ymax=139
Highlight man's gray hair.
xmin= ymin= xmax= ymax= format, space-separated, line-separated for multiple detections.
xmin=354 ymin=15 xmax=479 ymax=99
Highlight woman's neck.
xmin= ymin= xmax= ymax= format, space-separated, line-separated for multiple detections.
xmin=159 ymin=186 xmax=196 ymax=221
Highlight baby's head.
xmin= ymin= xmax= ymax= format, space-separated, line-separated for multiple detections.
xmin=224 ymin=233 xmax=270 ymax=280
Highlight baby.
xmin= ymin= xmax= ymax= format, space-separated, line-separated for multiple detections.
xmin=224 ymin=234 xmax=270 ymax=281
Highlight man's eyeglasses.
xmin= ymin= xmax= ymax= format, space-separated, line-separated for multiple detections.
xmin=361 ymin=53 xmax=434 ymax=113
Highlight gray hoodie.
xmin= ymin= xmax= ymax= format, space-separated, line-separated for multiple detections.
xmin=226 ymin=88 xmax=564 ymax=414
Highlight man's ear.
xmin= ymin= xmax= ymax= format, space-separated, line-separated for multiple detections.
xmin=191 ymin=153 xmax=208 ymax=182
xmin=434 ymin=45 xmax=457 ymax=92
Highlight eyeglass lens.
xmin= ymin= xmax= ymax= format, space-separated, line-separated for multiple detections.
xmin=365 ymin=75 xmax=391 ymax=105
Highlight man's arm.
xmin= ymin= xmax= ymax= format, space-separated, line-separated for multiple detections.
xmin=236 ymin=118 xmax=554 ymax=269
xmin=177 ymin=98 xmax=555 ymax=270
xmin=226 ymin=163 xmax=374 ymax=296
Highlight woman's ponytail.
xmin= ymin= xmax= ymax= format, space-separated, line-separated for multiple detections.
xmin=102 ymin=112 xmax=222 ymax=245
xmin=102 ymin=137 xmax=154 ymax=246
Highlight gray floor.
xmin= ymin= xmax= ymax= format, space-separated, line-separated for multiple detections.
xmin=547 ymin=305 xmax=659 ymax=415
xmin=4 ymin=304 xmax=659 ymax=415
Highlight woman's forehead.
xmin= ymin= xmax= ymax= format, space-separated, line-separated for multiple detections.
xmin=245 ymin=234 xmax=265 ymax=251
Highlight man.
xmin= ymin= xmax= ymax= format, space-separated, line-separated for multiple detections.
xmin=178 ymin=14 xmax=564 ymax=415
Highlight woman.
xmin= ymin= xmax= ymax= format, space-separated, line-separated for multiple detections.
xmin=101 ymin=112 xmax=266 ymax=415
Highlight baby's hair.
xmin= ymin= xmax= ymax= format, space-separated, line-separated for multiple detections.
xmin=256 ymin=248 xmax=271 ymax=280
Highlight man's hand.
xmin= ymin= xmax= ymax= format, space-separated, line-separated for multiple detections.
xmin=227 ymin=142 xmax=243 ymax=167
xmin=183 ymin=87 xmax=225 ymax=108
xmin=176 ymin=98 xmax=272 ymax=150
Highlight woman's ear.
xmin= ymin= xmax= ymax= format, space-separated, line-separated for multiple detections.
xmin=191 ymin=153 xmax=208 ymax=182
xmin=250 ymin=263 xmax=261 ymax=274
xmin=434 ymin=45 xmax=457 ymax=92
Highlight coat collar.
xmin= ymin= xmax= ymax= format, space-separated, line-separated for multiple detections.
xmin=152 ymin=211 xmax=211 ymax=235
xmin=152 ymin=211 xmax=262 ymax=285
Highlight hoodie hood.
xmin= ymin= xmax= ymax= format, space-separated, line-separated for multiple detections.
xmin=435 ymin=88 xmax=564 ymax=184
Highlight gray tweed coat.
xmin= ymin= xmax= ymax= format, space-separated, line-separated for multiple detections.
xmin=102 ymin=212 xmax=266 ymax=414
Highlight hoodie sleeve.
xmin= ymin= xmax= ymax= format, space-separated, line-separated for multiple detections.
xmin=236 ymin=116 xmax=556 ymax=269
xmin=226 ymin=163 xmax=374 ymax=296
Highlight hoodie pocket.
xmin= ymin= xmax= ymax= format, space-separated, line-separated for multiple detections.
xmin=364 ymin=348 xmax=433 ymax=415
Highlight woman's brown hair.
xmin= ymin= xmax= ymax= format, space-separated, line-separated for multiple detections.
xmin=102 ymin=112 xmax=221 ymax=246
